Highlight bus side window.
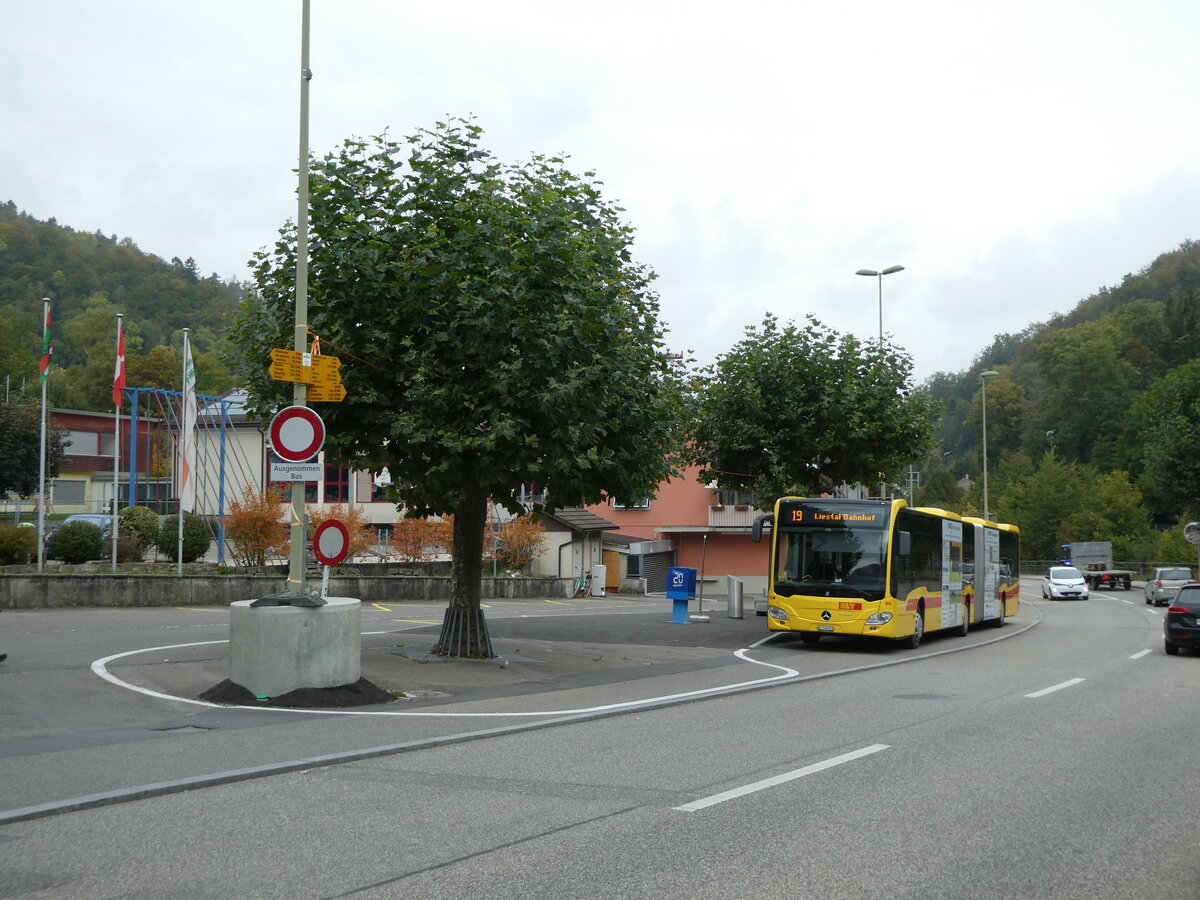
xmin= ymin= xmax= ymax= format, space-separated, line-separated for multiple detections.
xmin=897 ymin=531 xmax=911 ymax=556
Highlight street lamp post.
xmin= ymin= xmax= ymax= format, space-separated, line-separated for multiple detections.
xmin=856 ymin=265 xmax=905 ymax=341
xmin=981 ymin=370 xmax=1000 ymax=521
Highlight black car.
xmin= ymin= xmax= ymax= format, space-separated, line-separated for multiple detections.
xmin=1164 ymin=583 xmax=1200 ymax=655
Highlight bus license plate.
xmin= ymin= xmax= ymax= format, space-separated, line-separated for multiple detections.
xmin=817 ymin=625 xmax=834 ymax=632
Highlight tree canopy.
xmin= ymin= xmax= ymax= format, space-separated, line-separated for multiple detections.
xmin=686 ymin=314 xmax=937 ymax=501
xmin=232 ymin=119 xmax=685 ymax=656
xmin=0 ymin=396 xmax=67 ymax=498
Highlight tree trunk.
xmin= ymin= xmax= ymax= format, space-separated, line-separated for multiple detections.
xmin=431 ymin=486 xmax=496 ymax=659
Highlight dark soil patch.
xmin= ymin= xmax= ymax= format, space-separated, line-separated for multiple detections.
xmin=199 ymin=677 xmax=396 ymax=709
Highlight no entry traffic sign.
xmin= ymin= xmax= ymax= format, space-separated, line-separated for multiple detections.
xmin=269 ymin=406 xmax=325 ymax=463
xmin=312 ymin=518 xmax=350 ymax=567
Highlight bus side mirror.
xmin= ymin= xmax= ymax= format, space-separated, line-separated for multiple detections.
xmin=897 ymin=531 xmax=911 ymax=556
xmin=751 ymin=514 xmax=771 ymax=543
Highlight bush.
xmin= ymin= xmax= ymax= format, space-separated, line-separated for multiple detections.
xmin=0 ymin=524 xmax=37 ymax=564
xmin=48 ymin=521 xmax=105 ymax=563
xmin=156 ymin=513 xmax=213 ymax=563
xmin=497 ymin=516 xmax=547 ymax=569
xmin=221 ymin=487 xmax=287 ymax=566
xmin=118 ymin=506 xmax=161 ymax=559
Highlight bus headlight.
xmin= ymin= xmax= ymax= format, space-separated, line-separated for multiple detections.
xmin=767 ymin=605 xmax=789 ymax=621
xmin=864 ymin=611 xmax=893 ymax=626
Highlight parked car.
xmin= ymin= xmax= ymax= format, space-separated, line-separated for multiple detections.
xmin=1164 ymin=583 xmax=1200 ymax=655
xmin=1144 ymin=567 xmax=1194 ymax=607
xmin=1041 ymin=565 xmax=1089 ymax=600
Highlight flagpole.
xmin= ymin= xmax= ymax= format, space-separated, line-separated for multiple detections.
xmin=36 ymin=297 xmax=51 ymax=574
xmin=178 ymin=328 xmax=190 ymax=575
xmin=111 ymin=314 xmax=124 ymax=570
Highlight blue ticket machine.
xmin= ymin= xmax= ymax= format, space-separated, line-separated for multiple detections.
xmin=667 ymin=567 xmax=697 ymax=624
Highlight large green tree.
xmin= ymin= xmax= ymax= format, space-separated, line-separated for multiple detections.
xmin=685 ymin=314 xmax=937 ymax=500
xmin=232 ymin=119 xmax=685 ymax=657
xmin=1127 ymin=359 xmax=1200 ymax=520
xmin=0 ymin=395 xmax=68 ymax=499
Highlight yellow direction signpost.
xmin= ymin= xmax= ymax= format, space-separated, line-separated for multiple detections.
xmin=305 ymin=382 xmax=347 ymax=402
xmin=268 ymin=348 xmax=344 ymax=401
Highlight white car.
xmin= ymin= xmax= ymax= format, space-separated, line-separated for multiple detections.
xmin=1041 ymin=565 xmax=1089 ymax=600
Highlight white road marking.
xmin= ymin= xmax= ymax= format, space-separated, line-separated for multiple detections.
xmin=89 ymin=631 xmax=801 ymax=719
xmin=1129 ymin=649 xmax=1152 ymax=659
xmin=1025 ymin=677 xmax=1085 ymax=698
xmin=90 ymin=606 xmax=1039 ymax=719
xmin=673 ymin=744 xmax=890 ymax=812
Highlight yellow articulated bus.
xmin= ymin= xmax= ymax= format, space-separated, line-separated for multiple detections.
xmin=751 ymin=497 xmax=1020 ymax=649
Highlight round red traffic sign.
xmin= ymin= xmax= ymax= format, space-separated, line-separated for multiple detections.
xmin=269 ymin=406 xmax=325 ymax=462
xmin=312 ymin=519 xmax=350 ymax=567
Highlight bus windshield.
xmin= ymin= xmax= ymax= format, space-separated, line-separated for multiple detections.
xmin=774 ymin=500 xmax=889 ymax=599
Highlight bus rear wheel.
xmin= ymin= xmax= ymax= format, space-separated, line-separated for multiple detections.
xmin=899 ymin=609 xmax=924 ymax=649
xmin=954 ymin=606 xmax=969 ymax=637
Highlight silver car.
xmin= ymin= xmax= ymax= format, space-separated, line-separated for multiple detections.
xmin=1145 ymin=567 xmax=1194 ymax=607
xmin=1041 ymin=565 xmax=1089 ymax=600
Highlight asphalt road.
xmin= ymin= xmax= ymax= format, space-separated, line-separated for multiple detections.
xmin=1 ymin=581 xmax=1196 ymax=898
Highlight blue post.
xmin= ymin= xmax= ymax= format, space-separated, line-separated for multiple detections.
xmin=127 ymin=390 xmax=139 ymax=507
xmin=666 ymin=567 xmax=697 ymax=624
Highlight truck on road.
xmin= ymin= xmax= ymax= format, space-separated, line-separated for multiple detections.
xmin=1067 ymin=541 xmax=1135 ymax=590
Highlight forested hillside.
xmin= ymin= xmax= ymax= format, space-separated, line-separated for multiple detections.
xmin=3 ymin=203 xmax=1198 ymax=564
xmin=0 ymin=201 xmax=243 ymax=409
xmin=917 ymin=239 xmax=1200 ymax=562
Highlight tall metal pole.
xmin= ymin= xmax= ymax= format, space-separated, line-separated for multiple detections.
xmin=112 ymin=313 xmax=123 ymax=570
xmin=286 ymin=0 xmax=312 ymax=597
xmin=36 ymin=298 xmax=49 ymax=574
xmin=855 ymin=265 xmax=905 ymax=343
xmin=877 ymin=275 xmax=884 ymax=342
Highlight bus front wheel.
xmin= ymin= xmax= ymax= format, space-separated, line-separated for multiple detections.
xmin=899 ymin=609 xmax=924 ymax=649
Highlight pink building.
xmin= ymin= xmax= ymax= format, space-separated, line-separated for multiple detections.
xmin=584 ymin=465 xmax=770 ymax=596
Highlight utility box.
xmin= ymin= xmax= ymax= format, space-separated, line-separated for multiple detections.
xmin=666 ymin=567 xmax=697 ymax=600
xmin=590 ymin=564 xmax=607 ymax=597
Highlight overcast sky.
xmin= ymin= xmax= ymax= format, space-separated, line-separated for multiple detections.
xmin=6 ymin=1 xmax=1199 ymax=382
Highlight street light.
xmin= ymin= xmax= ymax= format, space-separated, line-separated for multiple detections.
xmin=856 ymin=265 xmax=905 ymax=341
xmin=981 ymin=370 xmax=1000 ymax=521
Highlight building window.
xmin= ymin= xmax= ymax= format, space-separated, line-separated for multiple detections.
xmin=613 ymin=497 xmax=650 ymax=510
xmin=53 ymin=480 xmax=86 ymax=504
xmin=323 ymin=459 xmax=349 ymax=503
xmin=627 ymin=554 xmax=642 ymax=576
xmin=716 ymin=488 xmax=754 ymax=507
xmin=65 ymin=430 xmax=99 ymax=456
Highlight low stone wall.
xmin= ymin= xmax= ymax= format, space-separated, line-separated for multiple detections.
xmin=0 ymin=574 xmax=576 ymax=609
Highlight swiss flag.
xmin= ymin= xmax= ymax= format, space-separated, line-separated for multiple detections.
xmin=112 ymin=318 xmax=125 ymax=407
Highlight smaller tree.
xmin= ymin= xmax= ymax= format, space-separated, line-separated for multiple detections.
xmin=387 ymin=517 xmax=450 ymax=566
xmin=221 ymin=487 xmax=287 ymax=566
xmin=913 ymin=466 xmax=963 ymax=510
xmin=0 ymin=397 xmax=68 ymax=499
xmin=687 ymin=314 xmax=937 ymax=500
xmin=496 ymin=515 xmax=547 ymax=570
xmin=157 ymin=513 xmax=212 ymax=563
